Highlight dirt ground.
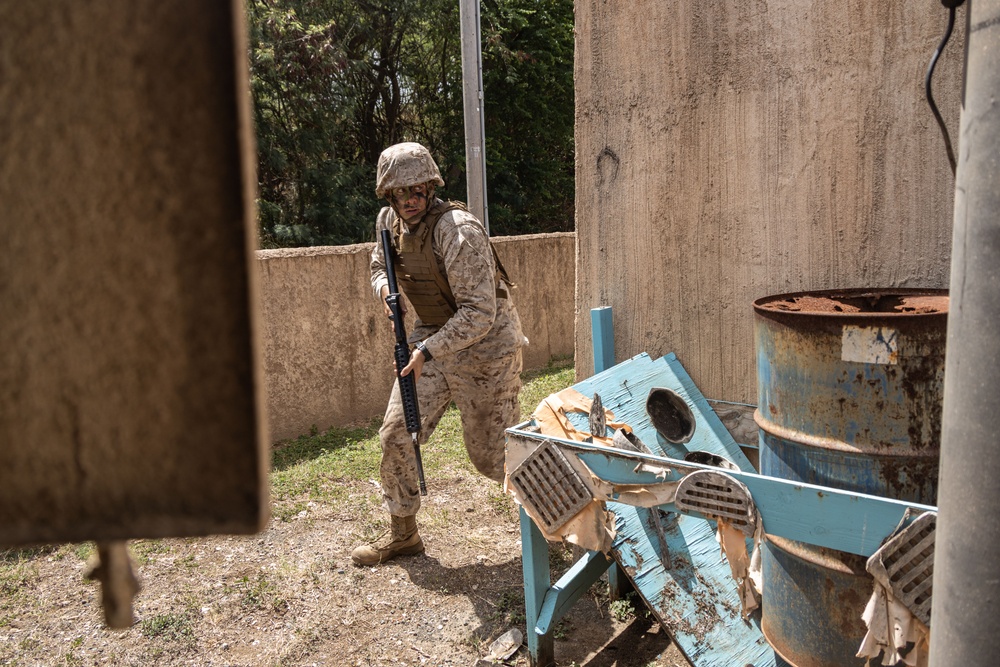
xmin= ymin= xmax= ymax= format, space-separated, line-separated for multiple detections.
xmin=1 ymin=471 xmax=687 ymax=667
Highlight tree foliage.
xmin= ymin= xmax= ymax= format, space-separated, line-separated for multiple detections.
xmin=247 ymin=0 xmax=574 ymax=248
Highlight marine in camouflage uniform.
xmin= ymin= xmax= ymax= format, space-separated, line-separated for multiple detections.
xmin=351 ymin=142 xmax=527 ymax=567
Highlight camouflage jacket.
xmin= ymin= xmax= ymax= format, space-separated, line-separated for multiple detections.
xmin=370 ymin=200 xmax=525 ymax=361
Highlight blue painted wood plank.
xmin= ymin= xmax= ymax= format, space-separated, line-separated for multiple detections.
xmin=611 ymin=502 xmax=775 ymax=666
xmin=569 ymin=352 xmax=754 ymax=473
xmin=535 ymin=550 xmax=615 ymax=636
xmin=588 ymin=306 xmax=630 ymax=602
xmin=657 ymin=353 xmax=756 ymax=472
xmin=563 ymin=353 xmax=778 ymax=667
xmin=739 ymin=473 xmax=935 ymax=557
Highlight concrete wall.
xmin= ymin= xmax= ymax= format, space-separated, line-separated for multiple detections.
xmin=574 ymin=1 xmax=964 ymax=402
xmin=258 ymin=232 xmax=575 ymax=442
xmin=1 ymin=0 xmax=267 ymax=544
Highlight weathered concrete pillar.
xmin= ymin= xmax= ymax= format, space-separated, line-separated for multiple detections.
xmin=0 ymin=0 xmax=267 ymax=545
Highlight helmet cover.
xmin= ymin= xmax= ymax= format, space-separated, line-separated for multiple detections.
xmin=375 ymin=142 xmax=445 ymax=198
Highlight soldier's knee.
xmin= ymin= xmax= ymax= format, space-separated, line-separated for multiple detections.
xmin=467 ymin=446 xmax=505 ymax=482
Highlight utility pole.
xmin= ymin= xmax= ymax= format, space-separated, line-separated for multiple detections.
xmin=930 ymin=1 xmax=1000 ymax=664
xmin=458 ymin=0 xmax=489 ymax=234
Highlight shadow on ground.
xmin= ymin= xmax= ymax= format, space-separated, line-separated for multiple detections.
xmin=398 ymin=552 xmax=683 ymax=666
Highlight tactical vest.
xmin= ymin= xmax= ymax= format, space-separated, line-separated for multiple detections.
xmin=387 ymin=200 xmax=512 ymax=327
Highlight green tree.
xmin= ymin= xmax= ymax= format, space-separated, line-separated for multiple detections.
xmin=248 ymin=0 xmax=574 ymax=248
xmin=480 ymin=0 xmax=575 ymax=234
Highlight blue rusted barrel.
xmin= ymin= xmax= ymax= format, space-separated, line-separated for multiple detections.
xmin=753 ymin=288 xmax=947 ymax=667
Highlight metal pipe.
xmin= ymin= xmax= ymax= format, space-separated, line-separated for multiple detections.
xmin=930 ymin=1 xmax=1000 ymax=664
xmin=458 ymin=0 xmax=489 ymax=234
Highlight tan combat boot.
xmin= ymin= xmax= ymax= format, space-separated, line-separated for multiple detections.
xmin=351 ymin=515 xmax=424 ymax=566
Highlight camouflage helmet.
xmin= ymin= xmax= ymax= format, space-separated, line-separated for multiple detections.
xmin=375 ymin=142 xmax=445 ymax=198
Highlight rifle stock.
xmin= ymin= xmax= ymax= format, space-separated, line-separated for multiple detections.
xmin=380 ymin=229 xmax=427 ymax=496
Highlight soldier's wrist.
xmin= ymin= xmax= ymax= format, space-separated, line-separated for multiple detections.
xmin=415 ymin=341 xmax=432 ymax=362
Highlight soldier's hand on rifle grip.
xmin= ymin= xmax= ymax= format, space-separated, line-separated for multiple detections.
xmin=400 ymin=348 xmax=426 ymax=381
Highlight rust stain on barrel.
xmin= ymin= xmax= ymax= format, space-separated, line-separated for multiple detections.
xmin=754 ymin=288 xmax=947 ymax=667
xmin=755 ymin=291 xmax=948 ymax=316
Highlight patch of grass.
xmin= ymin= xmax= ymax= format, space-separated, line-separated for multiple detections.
xmin=487 ymin=589 xmax=526 ymax=626
xmin=231 ymin=574 xmax=288 ymax=614
xmin=553 ymin=620 xmax=570 ymax=640
xmin=421 ymin=403 xmax=474 ymax=478
xmin=272 ymin=499 xmax=310 ymax=523
xmin=270 ymin=420 xmax=382 ymax=503
xmin=0 ymin=560 xmax=39 ymax=608
xmin=608 ymin=592 xmax=647 ymax=622
xmin=0 ymin=546 xmax=58 ymax=563
xmin=67 ymin=543 xmax=94 ymax=562
xmin=18 ymin=637 xmax=40 ymax=652
xmin=268 ymin=356 xmax=576 ymax=503
xmin=485 ymin=485 xmax=516 ymax=520
xmin=139 ymin=613 xmax=194 ymax=641
xmin=608 ymin=596 xmax=634 ymax=622
xmin=519 ymin=355 xmax=574 ymax=415
xmin=175 ymin=554 xmax=198 ymax=569
xmin=272 ymin=420 xmax=382 ymax=472
xmin=460 ymin=632 xmax=487 ymax=654
xmin=62 ymin=636 xmax=85 ymax=666
xmin=130 ymin=539 xmax=170 ymax=566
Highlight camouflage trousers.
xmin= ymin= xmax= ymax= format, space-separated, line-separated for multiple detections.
xmin=378 ymin=345 xmax=523 ymax=517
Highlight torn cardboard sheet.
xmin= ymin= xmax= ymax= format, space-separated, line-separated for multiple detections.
xmin=856 ymin=583 xmax=929 ymax=667
xmin=504 ymin=444 xmax=679 ymax=554
xmin=716 ymin=518 xmax=763 ymax=619
xmin=857 ymin=509 xmax=934 ymax=665
xmin=589 ymin=479 xmax=679 ymax=508
xmin=531 ymin=387 xmax=624 ymax=445
xmin=504 ymin=421 xmax=615 ymax=553
xmin=504 ymin=388 xmax=680 ymax=553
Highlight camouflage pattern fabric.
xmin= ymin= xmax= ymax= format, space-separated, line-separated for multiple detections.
xmin=370 ymin=201 xmax=527 ymax=515
xmin=374 ymin=142 xmax=445 ymax=198
xmin=370 ymin=201 xmax=525 ymax=359
xmin=378 ymin=342 xmax=523 ymax=515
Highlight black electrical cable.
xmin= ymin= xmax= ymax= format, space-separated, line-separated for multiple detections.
xmin=925 ymin=4 xmax=961 ymax=176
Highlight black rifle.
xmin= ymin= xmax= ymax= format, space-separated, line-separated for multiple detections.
xmin=380 ymin=229 xmax=428 ymax=495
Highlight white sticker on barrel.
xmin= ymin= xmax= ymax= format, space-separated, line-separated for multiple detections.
xmin=842 ymin=326 xmax=898 ymax=365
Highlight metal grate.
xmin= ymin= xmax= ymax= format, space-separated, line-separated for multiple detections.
xmin=509 ymin=442 xmax=594 ymax=534
xmin=675 ymin=470 xmax=756 ymax=534
xmin=870 ymin=511 xmax=935 ymax=626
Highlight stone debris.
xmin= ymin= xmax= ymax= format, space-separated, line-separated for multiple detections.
xmin=488 ymin=628 xmax=523 ymax=660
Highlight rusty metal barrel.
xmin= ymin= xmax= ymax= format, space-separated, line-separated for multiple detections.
xmin=753 ymin=288 xmax=947 ymax=667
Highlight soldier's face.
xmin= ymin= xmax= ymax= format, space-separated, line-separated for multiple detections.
xmin=392 ymin=183 xmax=430 ymax=223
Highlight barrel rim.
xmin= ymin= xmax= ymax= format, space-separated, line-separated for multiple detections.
xmin=753 ymin=287 xmax=949 ymax=318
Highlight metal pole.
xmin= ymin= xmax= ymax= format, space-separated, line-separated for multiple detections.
xmin=458 ymin=0 xmax=489 ymax=234
xmin=590 ymin=307 xmax=614 ymax=374
xmin=930 ymin=1 xmax=1000 ymax=664
xmin=589 ymin=305 xmax=631 ymax=603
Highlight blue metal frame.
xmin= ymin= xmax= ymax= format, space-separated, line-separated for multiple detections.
xmin=518 ymin=434 xmax=934 ymax=558
xmin=514 ymin=307 xmax=937 ymax=666
xmin=516 ymin=429 xmax=935 ymax=666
